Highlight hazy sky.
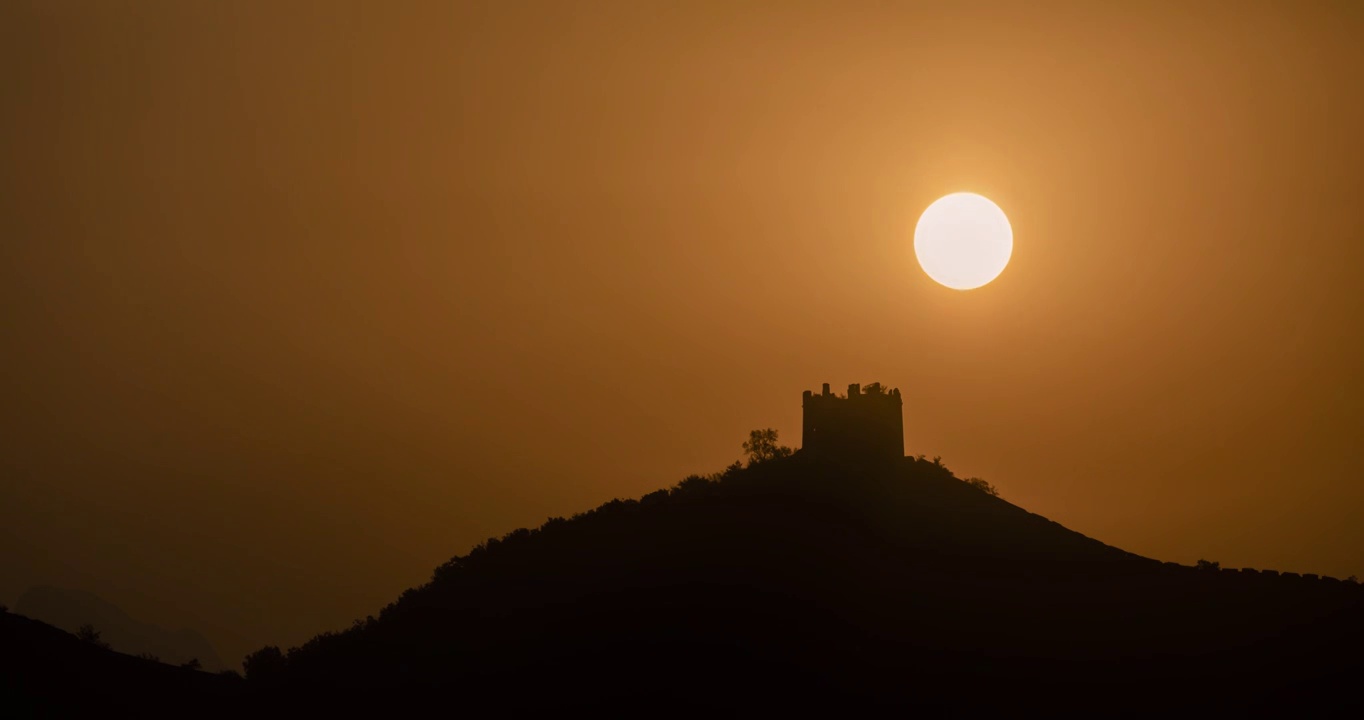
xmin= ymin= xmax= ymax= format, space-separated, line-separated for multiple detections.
xmin=3 ymin=0 xmax=1362 ymax=666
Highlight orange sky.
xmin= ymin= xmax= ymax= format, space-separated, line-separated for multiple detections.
xmin=3 ymin=0 xmax=1362 ymax=666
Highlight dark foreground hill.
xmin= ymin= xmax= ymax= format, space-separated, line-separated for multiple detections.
xmin=0 ymin=610 xmax=241 ymax=716
xmin=5 ymin=454 xmax=1362 ymax=715
xmin=15 ymin=585 xmax=223 ymax=671
xmin=264 ymin=455 xmax=1362 ymax=714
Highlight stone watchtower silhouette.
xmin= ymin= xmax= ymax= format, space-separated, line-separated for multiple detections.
xmin=801 ymin=383 xmax=904 ymax=460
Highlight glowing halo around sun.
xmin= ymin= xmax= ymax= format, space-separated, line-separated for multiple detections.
xmin=913 ymin=192 xmax=1013 ymax=290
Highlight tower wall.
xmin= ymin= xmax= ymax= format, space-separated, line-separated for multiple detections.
xmin=801 ymin=383 xmax=904 ymax=460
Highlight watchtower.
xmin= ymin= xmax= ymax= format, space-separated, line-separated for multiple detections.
xmin=801 ymin=383 xmax=904 ymax=460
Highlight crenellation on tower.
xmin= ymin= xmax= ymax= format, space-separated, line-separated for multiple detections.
xmin=801 ymin=382 xmax=904 ymax=460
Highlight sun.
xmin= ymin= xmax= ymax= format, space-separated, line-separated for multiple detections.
xmin=914 ymin=193 xmax=1013 ymax=290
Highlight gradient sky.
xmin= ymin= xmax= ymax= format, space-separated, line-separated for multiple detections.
xmin=3 ymin=0 xmax=1362 ymax=666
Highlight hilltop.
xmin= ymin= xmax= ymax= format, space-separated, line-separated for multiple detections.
xmin=4 ymin=452 xmax=1362 ymax=714
xmin=250 ymin=454 xmax=1363 ymax=714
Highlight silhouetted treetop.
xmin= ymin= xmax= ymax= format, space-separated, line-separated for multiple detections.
xmin=243 ymin=645 xmax=286 ymax=686
xmin=964 ymin=477 xmax=1001 ymax=497
xmin=76 ymin=623 xmax=109 ymax=650
xmin=861 ymin=382 xmax=887 ymax=396
xmin=742 ymin=428 xmax=793 ymax=466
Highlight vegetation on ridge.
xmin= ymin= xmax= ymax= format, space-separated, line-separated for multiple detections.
xmin=76 ymin=624 xmax=109 ymax=650
xmin=5 ymin=428 xmax=1361 ymax=714
xmin=238 ymin=431 xmax=1083 ymax=689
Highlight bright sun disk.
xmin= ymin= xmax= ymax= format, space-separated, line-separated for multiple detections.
xmin=914 ymin=192 xmax=1013 ymax=290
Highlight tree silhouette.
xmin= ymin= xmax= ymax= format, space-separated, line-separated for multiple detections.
xmin=742 ymin=428 xmax=793 ymax=466
xmin=1196 ymin=559 xmax=1221 ymax=572
xmin=964 ymin=477 xmax=1000 ymax=497
xmin=76 ymin=623 xmax=110 ymax=649
xmin=243 ymin=645 xmax=287 ymax=684
xmin=180 ymin=658 xmax=202 ymax=671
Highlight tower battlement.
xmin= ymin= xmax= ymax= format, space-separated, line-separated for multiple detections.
xmin=801 ymin=382 xmax=904 ymax=460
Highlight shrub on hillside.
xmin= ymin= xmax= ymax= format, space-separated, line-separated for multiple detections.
xmin=964 ymin=477 xmax=1000 ymax=497
xmin=76 ymin=623 xmax=110 ymax=650
xmin=743 ymin=428 xmax=793 ymax=466
xmin=243 ymin=645 xmax=287 ymax=685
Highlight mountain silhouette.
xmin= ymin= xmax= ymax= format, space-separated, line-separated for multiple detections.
xmin=15 ymin=586 xmax=223 ymax=671
xmin=0 ymin=609 xmax=240 ymax=716
xmin=252 ymin=453 xmax=1363 ymax=714
xmin=4 ymin=452 xmax=1362 ymax=714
